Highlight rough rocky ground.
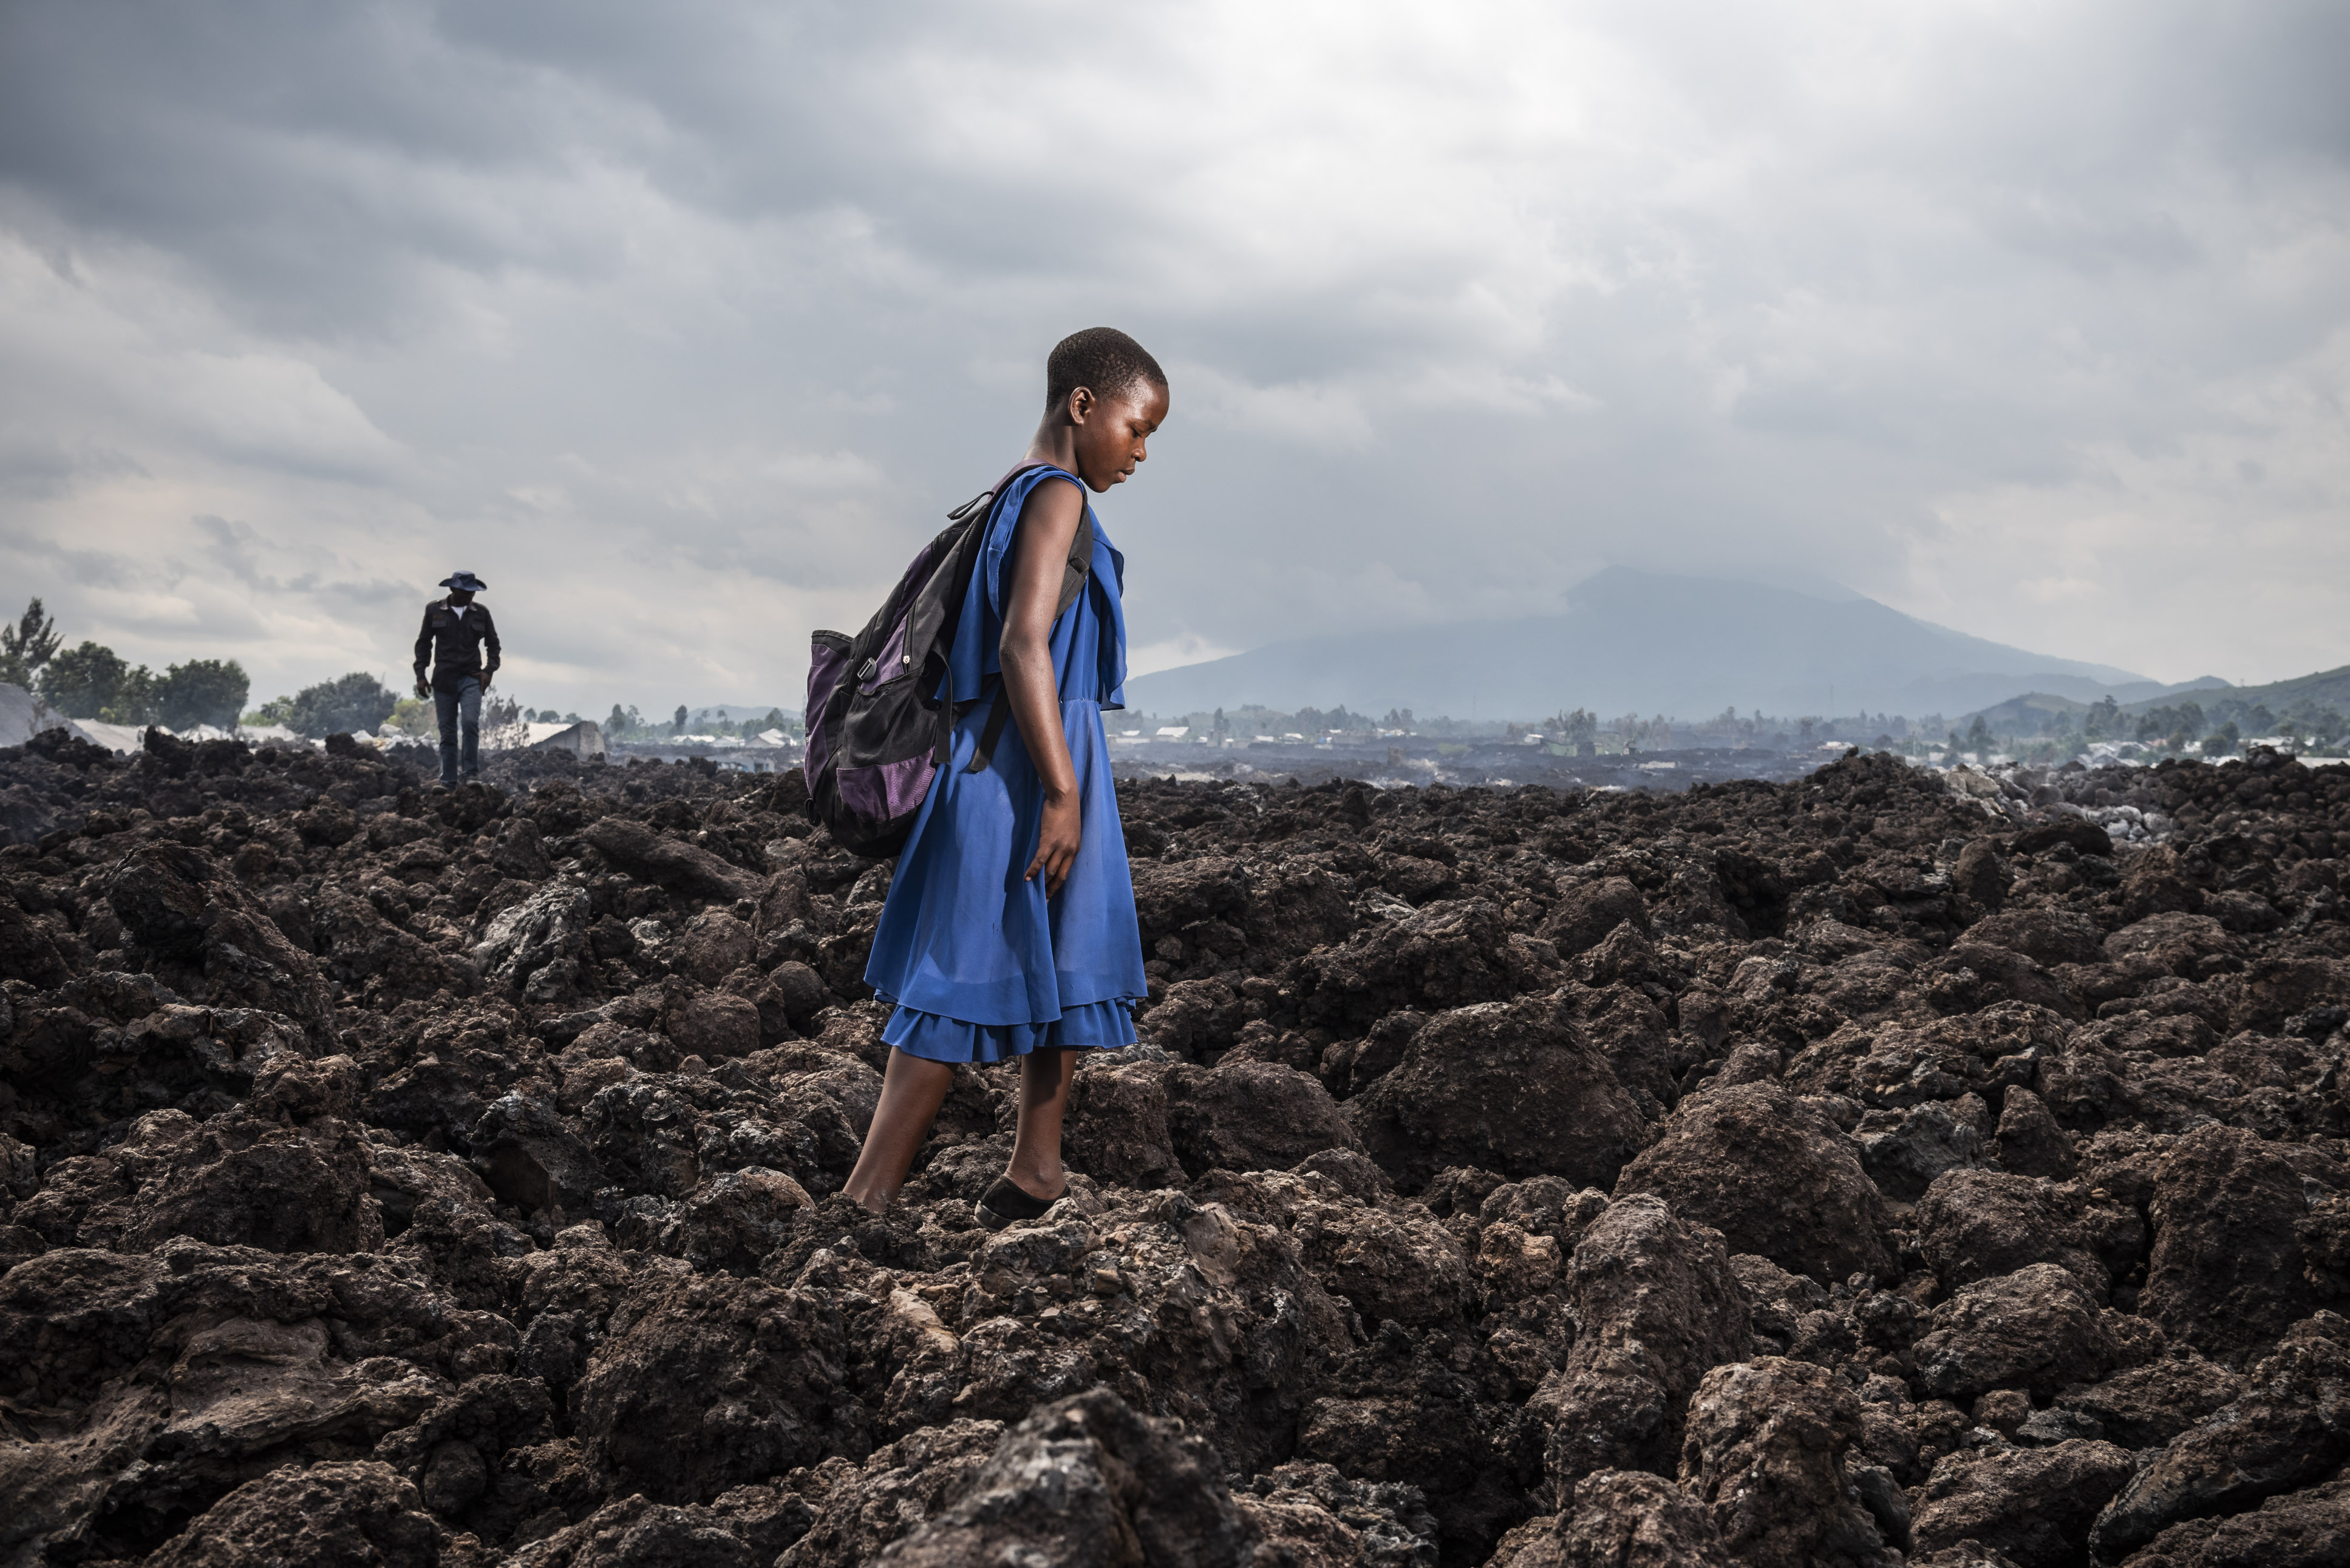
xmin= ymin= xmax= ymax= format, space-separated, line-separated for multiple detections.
xmin=3 ymin=725 xmax=2349 ymax=1567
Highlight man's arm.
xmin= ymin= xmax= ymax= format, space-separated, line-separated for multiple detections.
xmin=412 ymin=608 xmax=434 ymax=699
xmin=480 ymin=607 xmax=500 ymax=690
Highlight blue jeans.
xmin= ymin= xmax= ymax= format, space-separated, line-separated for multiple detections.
xmin=435 ymin=677 xmax=482 ymax=786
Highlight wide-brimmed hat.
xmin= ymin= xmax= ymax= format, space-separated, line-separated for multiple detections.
xmin=438 ymin=571 xmax=488 ymax=593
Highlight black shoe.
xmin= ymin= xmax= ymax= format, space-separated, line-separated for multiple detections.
xmin=976 ymin=1176 xmax=1063 ymax=1232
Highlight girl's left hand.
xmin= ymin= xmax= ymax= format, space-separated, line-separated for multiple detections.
xmin=1028 ymin=790 xmax=1081 ymax=897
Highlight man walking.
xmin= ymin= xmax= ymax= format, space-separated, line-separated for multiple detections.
xmin=413 ymin=571 xmax=501 ymax=788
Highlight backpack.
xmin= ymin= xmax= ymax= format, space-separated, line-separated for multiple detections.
xmin=803 ymin=464 xmax=1094 ymax=857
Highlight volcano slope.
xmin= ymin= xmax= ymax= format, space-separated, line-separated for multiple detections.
xmin=3 ymin=727 xmax=2349 ymax=1568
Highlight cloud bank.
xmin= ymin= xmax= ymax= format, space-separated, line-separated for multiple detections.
xmin=1 ymin=0 xmax=2344 ymax=715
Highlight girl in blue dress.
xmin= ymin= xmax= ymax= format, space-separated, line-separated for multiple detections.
xmin=845 ymin=328 xmax=1166 ymax=1227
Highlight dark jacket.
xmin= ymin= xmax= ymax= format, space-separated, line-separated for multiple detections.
xmin=414 ymin=599 xmax=501 ymax=691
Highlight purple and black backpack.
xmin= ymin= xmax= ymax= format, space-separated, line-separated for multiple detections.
xmin=804 ymin=464 xmax=1094 ymax=857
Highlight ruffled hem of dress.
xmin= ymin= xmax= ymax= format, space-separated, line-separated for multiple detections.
xmin=877 ymin=994 xmax=1140 ymax=1065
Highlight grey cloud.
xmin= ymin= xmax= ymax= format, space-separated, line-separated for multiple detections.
xmin=0 ymin=0 xmax=2344 ymax=713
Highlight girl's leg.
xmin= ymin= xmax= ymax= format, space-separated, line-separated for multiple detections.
xmin=843 ymin=1047 xmax=956 ymax=1213
xmin=1003 ymin=1048 xmax=1078 ymax=1201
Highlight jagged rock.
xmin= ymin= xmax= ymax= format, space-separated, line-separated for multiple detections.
xmin=2051 ymin=1357 xmax=2244 ymax=1450
xmin=779 ymin=1419 xmax=1006 ymax=1567
xmin=473 ymin=882 xmax=591 ymax=994
xmin=952 ymin=1192 xmax=1349 ymax=1479
xmin=1139 ymin=977 xmax=1247 ymax=1057
xmin=0 ymin=895 xmax=72 ymax=986
xmin=103 ymin=841 xmax=333 ymax=1034
xmin=1856 ymin=1101 xmax=1983 ymax=1201
xmin=584 ymin=817 xmax=760 ymax=902
xmin=1296 ymin=898 xmax=1533 ymax=1028
xmin=1676 ymin=1356 xmax=1896 ymax=1568
xmin=655 ymin=977 xmax=761 ymax=1059
xmin=144 ymin=1461 xmax=446 ymax=1568
xmin=2109 ymin=1475 xmax=2350 ymax=1567
xmin=13 ymin=1105 xmax=386 ymax=1256
xmin=502 ymin=1492 xmax=780 ymax=1568
xmin=878 ymin=1387 xmax=1255 ymax=1567
xmin=254 ymin=1049 xmax=362 ymax=1121
xmin=1497 ymin=1470 xmax=1734 ymax=1567
xmin=668 ymin=1167 xmax=813 ymax=1272
xmin=1063 ymin=1059 xmax=1184 ymax=1189
xmin=673 ymin=910 xmax=756 ymax=985
xmin=766 ymin=958 xmax=829 ymax=1027
xmin=1130 ymin=854 xmax=1252 ymax=954
xmin=1164 ymin=1057 xmax=1360 ymax=1178
xmin=1950 ymin=841 xmax=2012 ymax=914
xmin=2089 ymin=1317 xmax=2350 ymax=1562
xmin=2142 ymin=1124 xmax=2331 ymax=1365
xmin=1908 ymin=1440 xmax=2137 ymax=1568
xmin=1914 ymin=1169 xmax=2109 ymax=1297
xmin=572 ymin=1272 xmax=868 ymax=1504
xmin=1541 ymin=1193 xmax=1753 ymax=1493
xmin=1914 ymin=1263 xmax=2117 ymax=1401
xmin=1230 ymin=1461 xmax=1439 ymax=1567
xmin=1348 ymin=995 xmax=1651 ymax=1194
xmin=1987 ymin=1087 xmax=2077 ymax=1179
xmin=471 ymin=1092 xmax=604 ymax=1214
xmin=1543 ymin=877 xmax=1652 ymax=958
xmin=1280 ymin=1183 xmax=1474 ymax=1328
xmin=9 ymin=744 xmax=2350 ymax=1563
xmin=1615 ymin=1081 xmax=1893 ymax=1283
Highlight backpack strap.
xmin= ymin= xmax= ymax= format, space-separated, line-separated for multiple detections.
xmin=1055 ymin=509 xmax=1095 ymax=620
xmin=965 ymin=688 xmax=1017 ymax=775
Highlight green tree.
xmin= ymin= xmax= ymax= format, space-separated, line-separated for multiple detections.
xmin=157 ymin=659 xmax=250 ymax=730
xmin=2204 ymin=720 xmax=2241 ymax=757
xmin=385 ymin=697 xmax=435 ymax=737
xmin=101 ymin=666 xmax=162 ymax=727
xmin=287 ymin=672 xmax=398 ymax=738
xmin=39 ymin=641 xmax=132 ymax=718
xmin=1548 ymin=707 xmax=1598 ymax=745
xmin=1965 ymin=715 xmax=1993 ymax=753
xmin=246 ymin=695 xmax=296 ymax=727
xmin=672 ymin=704 xmax=689 ymax=732
xmin=0 ymin=597 xmax=62 ymax=688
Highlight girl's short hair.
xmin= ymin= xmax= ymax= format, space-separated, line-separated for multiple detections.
xmin=1046 ymin=328 xmax=1167 ymax=409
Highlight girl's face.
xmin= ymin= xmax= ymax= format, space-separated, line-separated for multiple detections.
xmin=1069 ymin=381 xmax=1169 ymax=493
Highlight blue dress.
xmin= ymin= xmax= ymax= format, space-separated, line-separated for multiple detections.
xmin=863 ymin=466 xmax=1148 ymax=1063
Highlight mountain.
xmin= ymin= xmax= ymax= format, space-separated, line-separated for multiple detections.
xmin=2121 ymin=664 xmax=2350 ymax=719
xmin=1124 ymin=567 xmax=2211 ymax=722
xmin=1963 ymin=692 xmax=2097 ymax=735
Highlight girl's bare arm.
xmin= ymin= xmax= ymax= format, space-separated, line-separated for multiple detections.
xmin=999 ymin=478 xmax=1085 ymax=895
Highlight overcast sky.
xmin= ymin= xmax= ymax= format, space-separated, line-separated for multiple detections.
xmin=1 ymin=0 xmax=2345 ymax=718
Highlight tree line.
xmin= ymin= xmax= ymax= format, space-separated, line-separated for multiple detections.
xmin=1 ymin=596 xmax=421 ymax=740
xmin=2 ymin=598 xmax=249 ymax=730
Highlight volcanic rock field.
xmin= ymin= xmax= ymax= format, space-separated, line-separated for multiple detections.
xmin=2 ymin=727 xmax=2348 ymax=1568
